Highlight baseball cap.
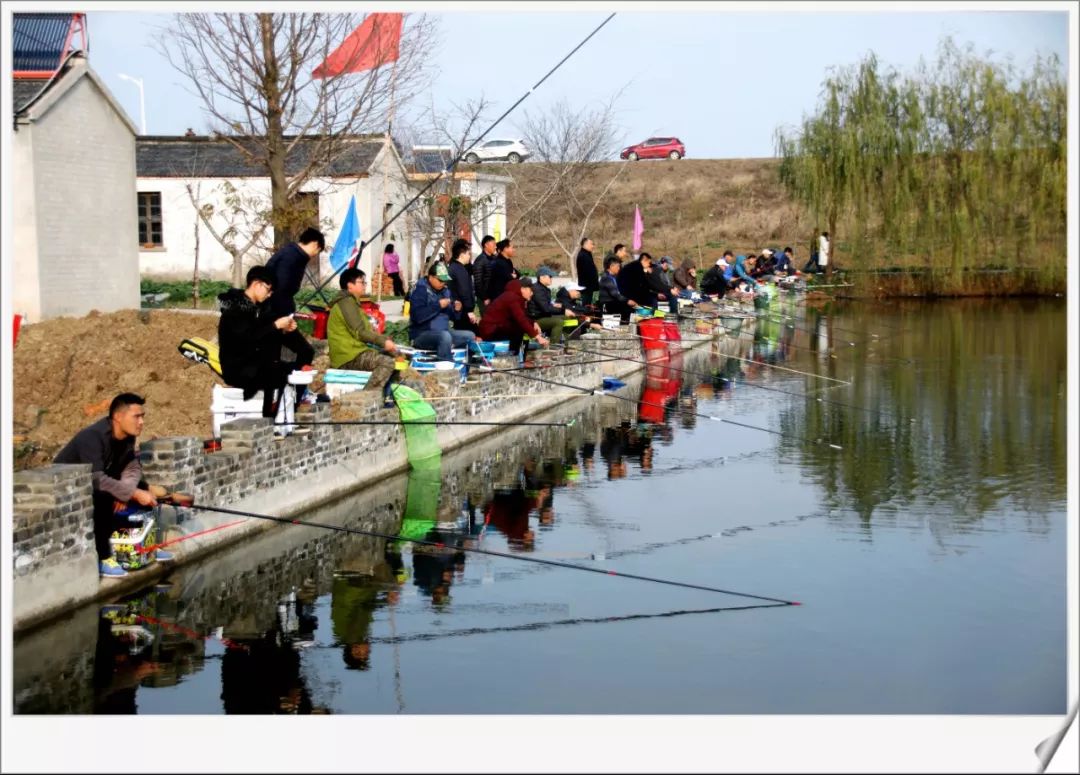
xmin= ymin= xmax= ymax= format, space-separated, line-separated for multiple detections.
xmin=564 ymin=282 xmax=585 ymax=291
xmin=761 ymin=248 xmax=774 ymax=256
xmin=715 ymin=257 xmax=726 ymax=266
xmin=660 ymin=256 xmax=672 ymax=265
xmin=537 ymin=266 xmax=557 ymax=278
xmin=431 ymin=262 xmax=451 ymax=282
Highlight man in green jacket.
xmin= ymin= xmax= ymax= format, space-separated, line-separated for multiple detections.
xmin=327 ymin=268 xmax=398 ymax=394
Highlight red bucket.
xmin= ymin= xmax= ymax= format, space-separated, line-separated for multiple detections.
xmin=298 ymin=306 xmax=330 ymax=339
xmin=662 ymin=321 xmax=681 ymax=344
xmin=638 ymin=318 xmax=666 ymax=351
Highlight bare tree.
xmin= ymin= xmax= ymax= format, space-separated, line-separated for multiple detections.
xmin=504 ymin=92 xmax=627 ymax=277
xmin=158 ymin=12 xmax=437 ymax=248
xmin=399 ymin=96 xmax=497 ymax=270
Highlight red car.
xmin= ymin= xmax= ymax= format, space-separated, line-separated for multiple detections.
xmin=619 ymin=136 xmax=686 ymax=161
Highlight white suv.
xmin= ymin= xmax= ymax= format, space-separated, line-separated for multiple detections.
xmin=463 ymin=139 xmax=530 ymax=164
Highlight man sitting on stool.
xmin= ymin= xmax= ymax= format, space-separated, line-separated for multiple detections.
xmin=328 ymin=267 xmax=398 ymax=399
xmin=408 ymin=261 xmax=476 ymax=361
xmin=218 ymin=265 xmax=312 ymax=420
xmin=54 ymin=393 xmax=173 ymax=578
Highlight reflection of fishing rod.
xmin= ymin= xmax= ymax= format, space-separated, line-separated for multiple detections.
xmin=563 ymin=343 xmax=889 ymax=418
xmin=623 ymin=330 xmax=852 ymax=386
xmin=178 ymin=501 xmax=799 ymax=605
xmin=487 ymin=360 xmax=843 ymax=449
xmin=273 ymin=420 xmax=574 ymax=428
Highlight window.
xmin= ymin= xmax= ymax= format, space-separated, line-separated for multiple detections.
xmin=137 ymin=192 xmax=162 ymax=247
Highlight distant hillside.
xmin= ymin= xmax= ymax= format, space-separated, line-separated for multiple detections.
xmin=502 ymin=158 xmax=810 ymax=272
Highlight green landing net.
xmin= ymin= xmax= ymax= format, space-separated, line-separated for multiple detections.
xmin=390 ymin=383 xmax=442 ymax=466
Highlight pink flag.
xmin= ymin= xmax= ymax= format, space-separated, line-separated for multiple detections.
xmin=632 ymin=205 xmax=644 ymax=252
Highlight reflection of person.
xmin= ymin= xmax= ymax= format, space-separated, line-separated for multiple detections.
xmin=221 ymin=585 xmax=325 ymax=714
xmin=411 ymin=527 xmax=466 ymax=605
xmin=331 ymin=555 xmax=394 ymax=671
xmin=54 ymin=393 xmax=172 ymax=578
xmin=92 ymin=612 xmax=160 ymax=714
xmin=484 ymin=489 xmax=536 ymax=551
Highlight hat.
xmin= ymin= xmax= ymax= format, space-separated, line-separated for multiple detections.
xmin=564 ymin=282 xmax=585 ymax=291
xmin=761 ymin=248 xmax=773 ymax=256
xmin=715 ymin=257 xmax=726 ymax=266
xmin=537 ymin=266 xmax=557 ymax=278
xmin=660 ymin=256 xmax=672 ymax=265
xmin=518 ymin=276 xmax=536 ymax=287
xmin=433 ymin=262 xmax=451 ymax=282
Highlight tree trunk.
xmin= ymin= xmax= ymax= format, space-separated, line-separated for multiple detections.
xmin=827 ymin=210 xmax=837 ymax=278
xmin=260 ymin=14 xmax=290 ymax=250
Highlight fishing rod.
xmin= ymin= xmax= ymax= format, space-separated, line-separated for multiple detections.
xmin=310 ymin=13 xmax=618 ymax=299
xmin=622 ymin=330 xmax=853 ymax=386
xmin=562 ymin=342 xmax=891 ymax=418
xmin=179 ymin=500 xmax=800 ymax=605
xmin=487 ymin=359 xmax=844 ymax=449
xmin=274 ymin=419 xmax=574 ymax=428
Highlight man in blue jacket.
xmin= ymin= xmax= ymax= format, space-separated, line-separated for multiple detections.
xmin=409 ymin=262 xmax=476 ymax=361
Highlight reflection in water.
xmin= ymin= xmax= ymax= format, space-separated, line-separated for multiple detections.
xmin=13 ymin=298 xmax=1067 ymax=715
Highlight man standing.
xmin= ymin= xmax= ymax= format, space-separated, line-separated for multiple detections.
xmin=471 ymin=235 xmax=497 ymax=313
xmin=486 ymin=238 xmax=518 ymax=302
xmin=527 ymin=266 xmax=575 ymax=347
xmin=409 ymin=262 xmax=476 ymax=361
xmin=447 ymin=237 xmax=479 ymax=334
xmin=265 ymin=227 xmax=324 ymax=367
xmin=575 ymin=237 xmax=599 ymax=307
xmin=218 ymin=265 xmax=309 ymax=420
xmin=327 ymin=268 xmax=398 ymax=396
xmin=54 ymin=393 xmax=173 ymax=578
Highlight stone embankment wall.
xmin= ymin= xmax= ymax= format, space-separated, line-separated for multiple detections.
xmin=12 ymin=324 xmax=721 ymax=632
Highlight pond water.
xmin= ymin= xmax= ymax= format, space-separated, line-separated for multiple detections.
xmin=13 ymin=298 xmax=1068 ymax=715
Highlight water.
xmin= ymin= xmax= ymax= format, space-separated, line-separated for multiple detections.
xmin=13 ymin=298 xmax=1068 ymax=715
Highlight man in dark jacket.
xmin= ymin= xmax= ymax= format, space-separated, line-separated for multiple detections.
xmin=54 ymin=393 xmax=173 ymax=577
xmin=218 ymin=265 xmax=308 ymax=419
xmin=265 ymin=227 xmax=324 ymax=367
xmin=618 ymin=252 xmax=658 ymax=309
xmin=486 ymin=238 xmax=518 ymax=302
xmin=447 ymin=238 xmax=478 ymax=334
xmin=574 ymin=237 xmax=599 ymax=306
xmin=409 ymin=262 xmax=475 ymax=361
xmin=598 ymin=256 xmax=638 ymax=323
xmin=527 ymin=266 xmax=575 ymax=347
xmin=556 ymin=282 xmax=600 ymax=338
xmin=471 ymin=235 xmax=496 ymax=312
xmin=478 ymin=278 xmax=548 ymax=356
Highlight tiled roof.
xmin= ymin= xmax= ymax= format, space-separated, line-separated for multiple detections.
xmin=136 ymin=136 xmax=386 ymax=178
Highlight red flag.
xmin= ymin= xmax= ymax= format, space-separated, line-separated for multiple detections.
xmin=313 ymin=13 xmax=404 ymax=78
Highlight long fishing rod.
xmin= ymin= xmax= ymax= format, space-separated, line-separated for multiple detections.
xmin=310 ymin=13 xmax=618 ymax=299
xmin=622 ymin=330 xmax=853 ymax=386
xmin=180 ymin=501 xmax=799 ymax=605
xmin=487 ymin=360 xmax=844 ymax=449
xmin=562 ymin=342 xmax=890 ymax=418
xmin=274 ymin=419 xmax=573 ymax=428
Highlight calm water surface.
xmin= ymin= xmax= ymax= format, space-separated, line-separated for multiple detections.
xmin=13 ymin=298 xmax=1067 ymax=714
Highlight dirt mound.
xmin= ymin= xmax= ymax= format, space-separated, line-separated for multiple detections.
xmin=14 ymin=309 xmax=227 ymax=469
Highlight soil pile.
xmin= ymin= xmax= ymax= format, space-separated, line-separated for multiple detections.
xmin=15 ymin=309 xmax=232 ymax=469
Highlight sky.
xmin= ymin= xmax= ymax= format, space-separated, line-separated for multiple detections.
xmin=79 ymin=4 xmax=1071 ymax=159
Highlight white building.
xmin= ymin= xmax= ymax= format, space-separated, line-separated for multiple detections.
xmin=11 ymin=13 xmax=140 ymax=323
xmin=135 ymin=134 xmax=417 ymax=284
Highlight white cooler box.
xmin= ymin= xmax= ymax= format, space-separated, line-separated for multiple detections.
xmin=324 ymin=368 xmax=372 ymax=399
xmin=211 ymin=385 xmax=264 ymax=437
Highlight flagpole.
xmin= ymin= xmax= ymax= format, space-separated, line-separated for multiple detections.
xmin=379 ymin=54 xmax=399 ymax=304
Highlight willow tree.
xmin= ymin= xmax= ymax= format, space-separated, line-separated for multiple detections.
xmin=776 ymin=37 xmax=1066 ymax=286
xmin=159 ymin=13 xmax=436 ymax=255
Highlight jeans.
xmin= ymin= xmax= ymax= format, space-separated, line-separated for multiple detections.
xmin=412 ymin=329 xmax=476 ymax=361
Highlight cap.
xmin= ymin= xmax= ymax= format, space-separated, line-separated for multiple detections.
xmin=564 ymin=282 xmax=585 ymax=291
xmin=761 ymin=248 xmax=773 ymax=256
xmin=715 ymin=257 xmax=726 ymax=266
xmin=537 ymin=266 xmax=557 ymax=278
xmin=434 ymin=263 xmax=451 ymax=282
xmin=660 ymin=256 xmax=672 ymax=265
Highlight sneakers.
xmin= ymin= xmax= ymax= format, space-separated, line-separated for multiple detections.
xmin=155 ymin=548 xmax=175 ymax=562
xmin=100 ymin=557 xmax=128 ymax=578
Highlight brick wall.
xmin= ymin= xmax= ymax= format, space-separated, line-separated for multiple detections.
xmin=12 ymin=321 xmax=719 ymax=632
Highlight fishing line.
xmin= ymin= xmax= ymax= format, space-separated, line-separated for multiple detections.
xmin=180 ymin=501 xmax=799 ymax=605
xmin=562 ymin=342 xmax=889 ymax=418
xmin=487 ymin=360 xmax=844 ymax=449
xmin=310 ymin=12 xmax=618 ymax=298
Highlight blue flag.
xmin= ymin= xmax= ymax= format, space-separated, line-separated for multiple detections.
xmin=329 ymin=195 xmax=362 ymax=272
